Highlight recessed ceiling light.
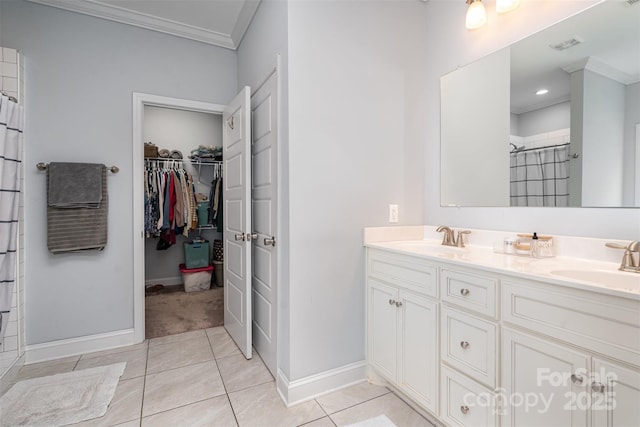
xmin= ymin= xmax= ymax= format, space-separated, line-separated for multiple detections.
xmin=536 ymin=89 xmax=549 ymax=95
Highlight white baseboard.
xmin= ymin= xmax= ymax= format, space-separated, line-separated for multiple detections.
xmin=277 ymin=360 xmax=366 ymax=407
xmin=145 ymin=276 xmax=182 ymax=286
xmin=25 ymin=328 xmax=138 ymax=364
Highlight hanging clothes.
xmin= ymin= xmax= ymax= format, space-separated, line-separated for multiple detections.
xmin=143 ymin=159 xmax=197 ymax=246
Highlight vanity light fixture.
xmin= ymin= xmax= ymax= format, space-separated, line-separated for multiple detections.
xmin=536 ymin=89 xmax=549 ymax=95
xmin=496 ymin=0 xmax=520 ymax=14
xmin=465 ymin=0 xmax=487 ymax=30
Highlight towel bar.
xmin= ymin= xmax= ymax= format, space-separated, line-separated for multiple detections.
xmin=36 ymin=162 xmax=119 ymax=173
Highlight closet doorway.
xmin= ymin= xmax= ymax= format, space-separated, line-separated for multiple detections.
xmin=132 ymin=94 xmax=227 ymax=345
xmin=142 ymin=106 xmax=224 ymax=339
xmin=132 ymin=79 xmax=280 ymax=377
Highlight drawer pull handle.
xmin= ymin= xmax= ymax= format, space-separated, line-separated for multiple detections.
xmin=592 ymin=382 xmax=606 ymax=393
xmin=571 ymin=374 xmax=584 ymax=385
xmin=460 ymin=288 xmax=470 ymax=297
xmin=388 ymin=299 xmax=396 ymax=305
xmin=460 ymin=405 xmax=470 ymax=415
xmin=460 ymin=341 xmax=470 ymax=349
xmin=395 ymin=301 xmax=403 ymax=307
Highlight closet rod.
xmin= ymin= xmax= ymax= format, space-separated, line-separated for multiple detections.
xmin=36 ymin=162 xmax=120 ymax=173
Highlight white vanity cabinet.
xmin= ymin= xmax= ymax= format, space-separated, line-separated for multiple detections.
xmin=502 ymin=279 xmax=640 ymax=427
xmin=502 ymin=327 xmax=590 ymax=427
xmin=365 ymin=244 xmax=640 ymax=427
xmin=367 ymin=249 xmax=439 ymax=414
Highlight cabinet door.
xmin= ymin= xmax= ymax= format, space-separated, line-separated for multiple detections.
xmin=398 ymin=290 xmax=439 ymax=414
xmin=502 ymin=328 xmax=589 ymax=427
xmin=368 ymin=279 xmax=398 ymax=382
xmin=591 ymin=357 xmax=640 ymax=427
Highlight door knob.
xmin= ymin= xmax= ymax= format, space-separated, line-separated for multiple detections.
xmin=264 ymin=237 xmax=276 ymax=247
xmin=460 ymin=341 xmax=470 ymax=349
xmin=395 ymin=301 xmax=403 ymax=308
xmin=234 ymin=233 xmax=245 ymax=241
xmin=571 ymin=374 xmax=584 ymax=385
xmin=247 ymin=232 xmax=258 ymax=241
xmin=460 ymin=288 xmax=470 ymax=296
xmin=388 ymin=299 xmax=396 ymax=305
xmin=591 ymin=382 xmax=606 ymax=393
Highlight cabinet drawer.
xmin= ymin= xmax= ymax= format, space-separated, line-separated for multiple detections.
xmin=503 ymin=280 xmax=640 ymax=367
xmin=441 ymin=365 xmax=497 ymax=427
xmin=368 ymin=249 xmax=437 ymax=297
xmin=441 ymin=269 xmax=498 ymax=318
xmin=442 ymin=306 xmax=497 ymax=388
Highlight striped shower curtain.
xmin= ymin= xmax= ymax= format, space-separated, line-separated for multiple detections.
xmin=0 ymin=94 xmax=23 ymax=344
xmin=510 ymin=145 xmax=570 ymax=207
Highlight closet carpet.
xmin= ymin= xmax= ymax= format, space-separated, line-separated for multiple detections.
xmin=145 ymin=286 xmax=224 ymax=339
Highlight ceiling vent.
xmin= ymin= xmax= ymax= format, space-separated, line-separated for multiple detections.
xmin=549 ymin=36 xmax=584 ymax=51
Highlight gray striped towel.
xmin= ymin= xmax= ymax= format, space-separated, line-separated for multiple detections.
xmin=47 ymin=166 xmax=108 ymax=254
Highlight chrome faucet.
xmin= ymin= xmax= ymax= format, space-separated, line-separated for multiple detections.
xmin=437 ymin=226 xmax=471 ymax=248
xmin=605 ymin=241 xmax=640 ymax=273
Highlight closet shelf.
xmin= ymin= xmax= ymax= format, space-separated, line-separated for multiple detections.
xmin=144 ymin=157 xmax=222 ymax=165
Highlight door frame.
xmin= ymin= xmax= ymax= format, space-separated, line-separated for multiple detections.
xmin=132 ymin=93 xmax=226 ymax=343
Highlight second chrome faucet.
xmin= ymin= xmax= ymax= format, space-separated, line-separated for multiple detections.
xmin=437 ymin=226 xmax=471 ymax=248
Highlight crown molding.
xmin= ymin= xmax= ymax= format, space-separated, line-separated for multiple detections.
xmin=231 ymin=0 xmax=261 ymax=48
xmin=562 ymin=57 xmax=639 ymax=85
xmin=26 ymin=0 xmax=250 ymax=50
xmin=511 ymin=94 xmax=570 ymax=115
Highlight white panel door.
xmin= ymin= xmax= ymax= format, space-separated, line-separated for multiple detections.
xmin=250 ymin=71 xmax=278 ymax=376
xmin=591 ymin=357 xmax=640 ymax=427
xmin=367 ymin=279 xmax=398 ymax=382
xmin=502 ymin=328 xmax=589 ymax=427
xmin=398 ymin=290 xmax=438 ymax=414
xmin=223 ymin=86 xmax=252 ymax=359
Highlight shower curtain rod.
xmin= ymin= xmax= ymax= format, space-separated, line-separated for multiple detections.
xmin=511 ymin=142 xmax=579 ymax=158
xmin=512 ymin=142 xmax=569 ymax=153
xmin=1 ymin=91 xmax=17 ymax=103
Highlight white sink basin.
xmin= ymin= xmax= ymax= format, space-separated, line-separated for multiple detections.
xmin=550 ymin=269 xmax=640 ymax=291
xmin=386 ymin=241 xmax=467 ymax=254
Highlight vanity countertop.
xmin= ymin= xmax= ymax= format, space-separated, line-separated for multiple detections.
xmin=366 ymin=240 xmax=640 ymax=300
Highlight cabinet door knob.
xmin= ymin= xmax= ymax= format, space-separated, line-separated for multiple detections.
xmin=263 ymin=237 xmax=276 ymax=247
xmin=234 ymin=233 xmax=245 ymax=241
xmin=247 ymin=232 xmax=258 ymax=241
xmin=460 ymin=405 xmax=470 ymax=415
xmin=591 ymin=382 xmax=606 ymax=393
xmin=571 ymin=374 xmax=584 ymax=385
xmin=395 ymin=301 xmax=403 ymax=308
xmin=388 ymin=299 xmax=396 ymax=305
xmin=460 ymin=341 xmax=470 ymax=349
xmin=460 ymin=288 xmax=470 ymax=296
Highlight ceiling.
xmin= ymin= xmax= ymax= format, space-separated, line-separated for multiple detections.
xmin=27 ymin=0 xmax=261 ymax=50
xmin=510 ymin=0 xmax=640 ymax=114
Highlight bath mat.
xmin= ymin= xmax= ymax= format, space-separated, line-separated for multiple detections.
xmin=0 ymin=362 xmax=126 ymax=426
xmin=345 ymin=415 xmax=397 ymax=427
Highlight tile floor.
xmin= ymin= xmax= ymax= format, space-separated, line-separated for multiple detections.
xmin=1 ymin=328 xmax=434 ymax=426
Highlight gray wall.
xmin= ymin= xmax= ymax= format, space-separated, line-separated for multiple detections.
xmin=624 ymin=82 xmax=640 ymax=205
xmin=286 ymin=0 xmax=427 ymax=380
xmin=582 ymin=70 xmax=625 ymax=206
xmin=516 ymin=101 xmax=570 ymax=137
xmin=0 ymin=0 xmax=237 ymax=345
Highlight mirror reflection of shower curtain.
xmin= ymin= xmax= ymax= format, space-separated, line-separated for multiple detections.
xmin=510 ymin=145 xmax=570 ymax=207
xmin=0 ymin=94 xmax=23 ymax=344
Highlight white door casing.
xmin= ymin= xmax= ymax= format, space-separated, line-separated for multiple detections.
xmin=250 ymin=71 xmax=278 ymax=376
xmin=223 ymin=86 xmax=252 ymax=359
xmin=132 ymin=93 xmax=225 ymax=344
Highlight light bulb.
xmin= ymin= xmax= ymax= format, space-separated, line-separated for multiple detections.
xmin=466 ymin=0 xmax=487 ymax=30
xmin=496 ymin=0 xmax=520 ymax=14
